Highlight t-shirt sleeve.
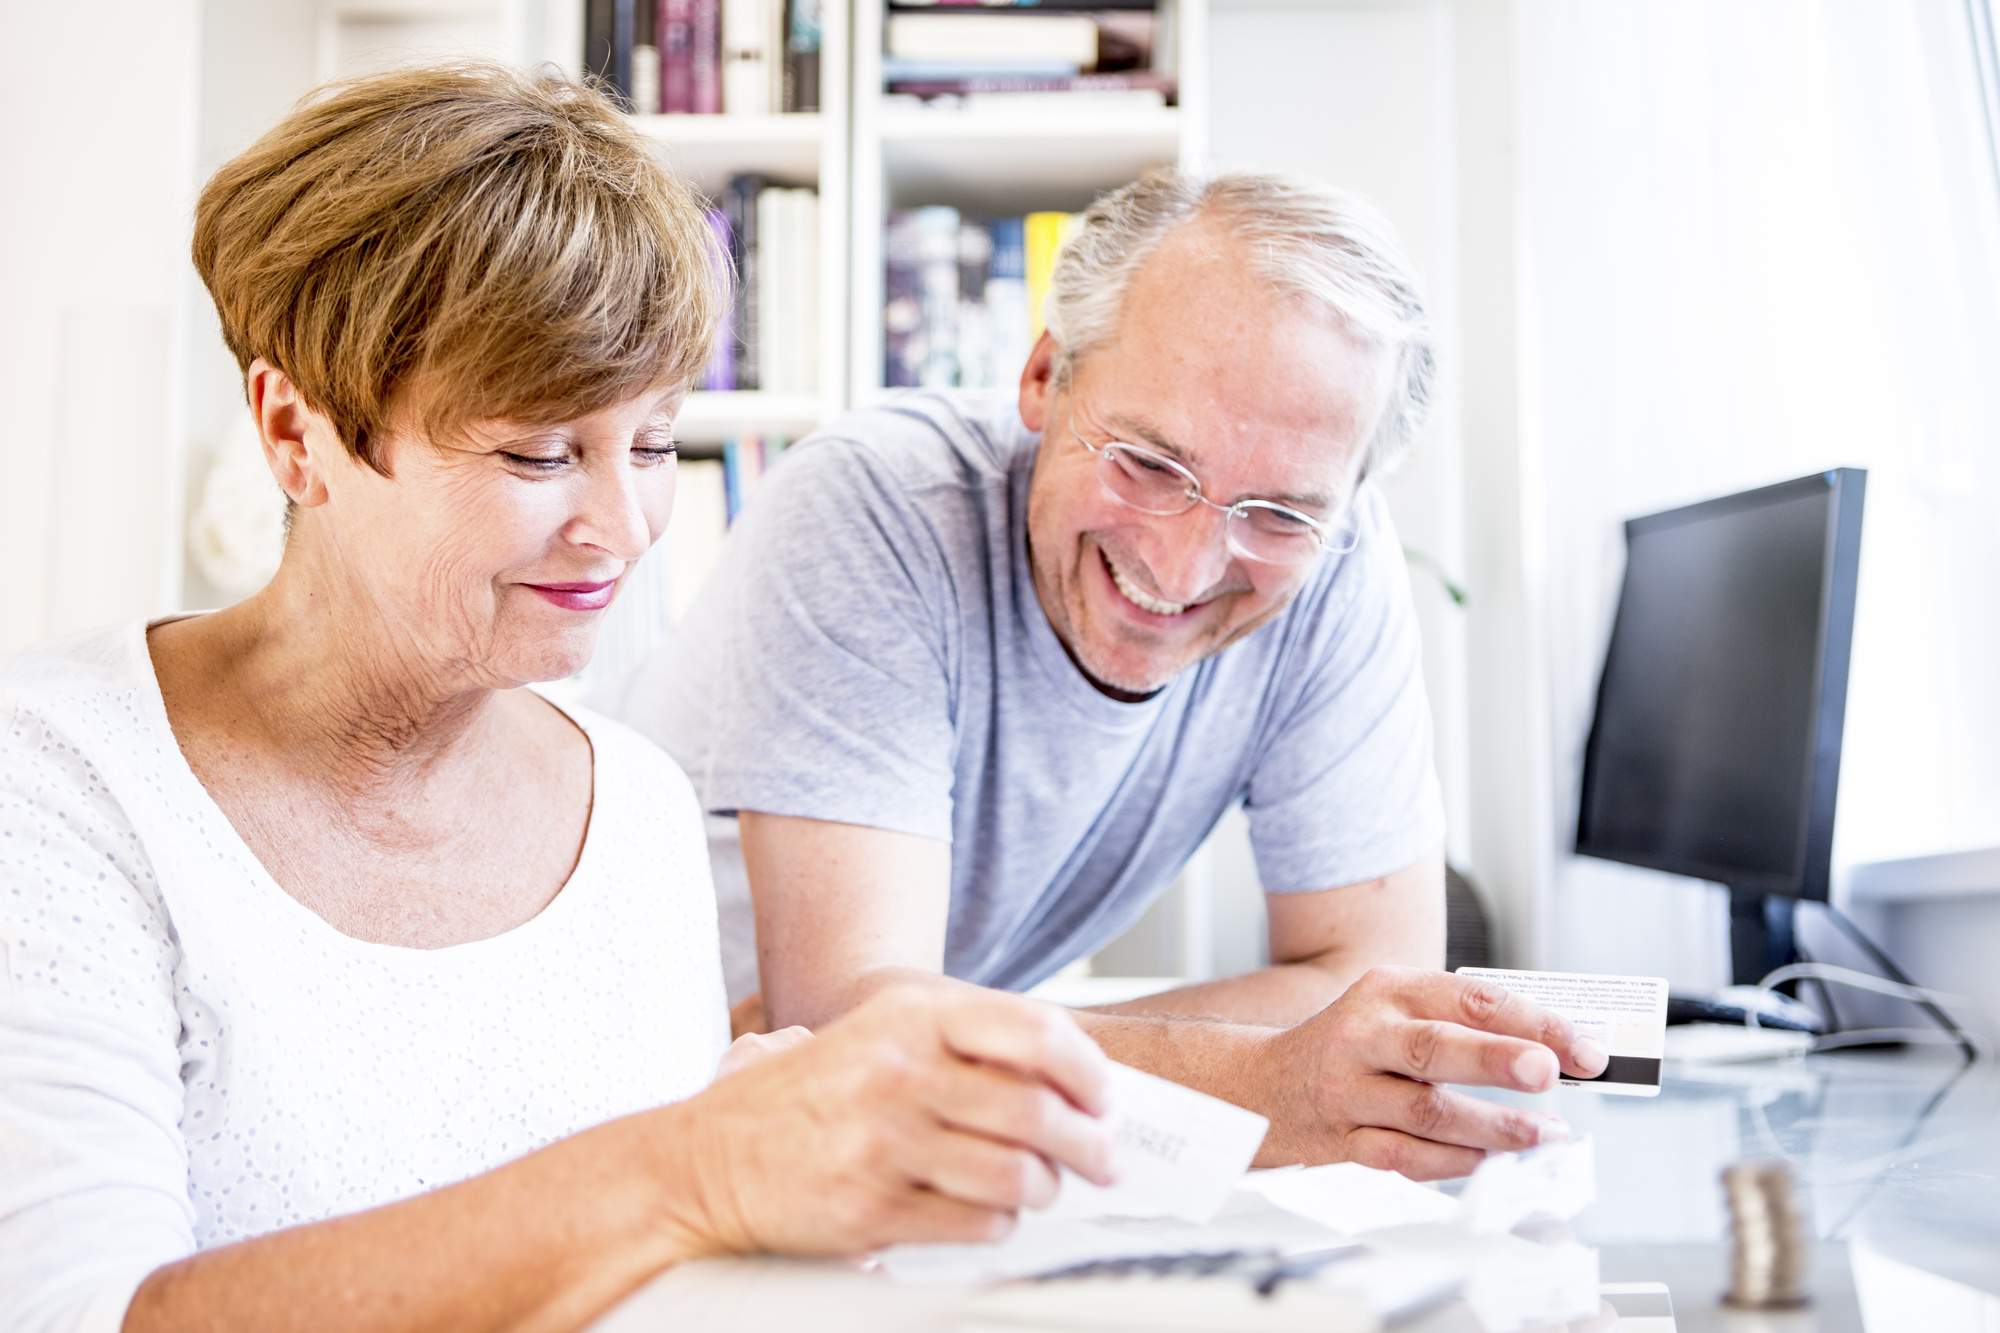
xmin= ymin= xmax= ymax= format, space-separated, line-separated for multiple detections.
xmin=666 ymin=439 xmax=961 ymax=841
xmin=1243 ymin=491 xmax=1446 ymax=892
xmin=0 ymin=702 xmax=197 ymax=1333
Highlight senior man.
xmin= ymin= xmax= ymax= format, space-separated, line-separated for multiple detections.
xmin=607 ymin=170 xmax=1606 ymax=1176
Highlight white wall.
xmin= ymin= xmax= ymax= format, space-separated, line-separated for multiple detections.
xmin=1210 ymin=0 xmax=1471 ymax=877
xmin=1519 ymin=0 xmax=2000 ymax=989
xmin=1202 ymin=0 xmax=1550 ymax=973
xmin=0 ymin=2 xmax=203 ymax=653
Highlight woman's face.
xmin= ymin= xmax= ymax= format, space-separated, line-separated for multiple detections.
xmin=294 ymin=382 xmax=682 ymax=688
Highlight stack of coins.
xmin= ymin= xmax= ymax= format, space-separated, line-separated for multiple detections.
xmin=1722 ymin=1160 xmax=1812 ymax=1309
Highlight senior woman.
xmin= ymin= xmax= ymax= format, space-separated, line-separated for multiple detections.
xmin=0 ymin=63 xmax=1115 ymax=1333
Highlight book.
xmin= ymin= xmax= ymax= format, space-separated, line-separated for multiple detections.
xmin=584 ymin=0 xmax=637 ymax=106
xmin=666 ymin=459 xmax=729 ymax=625
xmin=792 ymin=189 xmax=819 ymax=391
xmin=985 ymin=217 xmax=1031 ymax=389
xmin=884 ymin=211 xmax=924 ymax=388
xmin=881 ymin=56 xmax=1081 ymax=81
xmin=887 ymin=13 xmax=1099 ymax=64
xmin=692 ymin=0 xmax=722 ymax=112
xmin=659 ymin=0 xmax=692 ymax=112
xmin=914 ymin=206 xmax=961 ymax=388
xmin=888 ymin=0 xmax=1158 ymax=9
xmin=726 ymin=174 xmax=765 ymax=389
xmin=632 ymin=0 xmax=662 ymax=112
xmin=784 ymin=0 xmax=821 ymax=112
xmin=756 ymin=187 xmax=787 ymax=391
xmin=722 ymin=434 xmax=767 ymax=521
xmin=955 ymin=223 xmax=993 ymax=389
xmin=701 ymin=209 xmax=736 ymax=391
xmin=1025 ymin=210 xmax=1079 ymax=341
xmin=722 ymin=0 xmax=775 ymax=113
xmin=885 ymin=70 xmax=1174 ymax=97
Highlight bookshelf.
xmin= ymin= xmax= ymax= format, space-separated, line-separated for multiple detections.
xmin=629 ymin=0 xmax=851 ymax=451
xmin=847 ymin=0 xmax=1208 ymax=405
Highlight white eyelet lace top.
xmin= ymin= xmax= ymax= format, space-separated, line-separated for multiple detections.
xmin=0 ymin=622 xmax=729 ymax=1333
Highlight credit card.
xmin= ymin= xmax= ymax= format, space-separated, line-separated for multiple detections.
xmin=1040 ymin=1061 xmax=1270 ymax=1224
xmin=1456 ymin=968 xmax=1668 ymax=1097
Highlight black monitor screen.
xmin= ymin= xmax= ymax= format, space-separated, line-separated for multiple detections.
xmin=1575 ymin=471 xmax=1863 ymax=899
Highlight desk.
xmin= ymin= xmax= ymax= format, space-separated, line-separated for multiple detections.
xmin=589 ymin=1049 xmax=2000 ymax=1332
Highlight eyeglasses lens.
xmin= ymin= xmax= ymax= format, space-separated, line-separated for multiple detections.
xmin=1095 ymin=441 xmax=1331 ymax=565
xmin=1099 ymin=444 xmax=1197 ymax=516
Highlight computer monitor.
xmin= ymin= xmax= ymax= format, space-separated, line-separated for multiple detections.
xmin=1575 ymin=469 xmax=1866 ymax=985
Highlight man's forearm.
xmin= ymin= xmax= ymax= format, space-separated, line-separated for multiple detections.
xmin=1084 ymin=956 xmax=1360 ymax=1027
xmin=1065 ymin=1008 xmax=1313 ymax=1165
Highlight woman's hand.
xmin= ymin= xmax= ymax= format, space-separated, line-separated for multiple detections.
xmin=657 ymin=983 xmax=1117 ymax=1258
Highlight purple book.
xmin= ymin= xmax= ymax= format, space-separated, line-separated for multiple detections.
xmin=703 ymin=209 xmax=736 ymax=391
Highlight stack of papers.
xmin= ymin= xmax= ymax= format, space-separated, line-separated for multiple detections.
xmin=874 ymin=1063 xmax=1608 ymax=1332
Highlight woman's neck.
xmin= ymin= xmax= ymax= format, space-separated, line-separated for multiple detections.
xmin=156 ymin=560 xmax=505 ymax=798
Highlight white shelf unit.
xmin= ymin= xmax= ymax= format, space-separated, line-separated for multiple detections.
xmin=630 ymin=3 xmax=851 ymax=448
xmin=847 ymin=0 xmax=1207 ymax=405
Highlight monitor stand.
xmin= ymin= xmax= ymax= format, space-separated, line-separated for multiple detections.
xmin=1729 ymin=889 xmax=1798 ymax=987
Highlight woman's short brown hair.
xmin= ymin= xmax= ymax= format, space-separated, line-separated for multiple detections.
xmin=194 ymin=61 xmax=719 ymax=471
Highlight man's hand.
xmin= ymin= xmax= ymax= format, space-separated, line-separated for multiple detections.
xmin=1243 ymin=965 xmax=1609 ymax=1178
xmin=663 ymin=985 xmax=1117 ymax=1257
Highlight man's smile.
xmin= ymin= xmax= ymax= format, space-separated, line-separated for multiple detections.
xmin=1101 ymin=547 xmax=1200 ymax=618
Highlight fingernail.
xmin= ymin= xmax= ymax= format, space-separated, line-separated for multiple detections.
xmin=1575 ymin=1037 xmax=1609 ymax=1075
xmin=1537 ymin=1117 xmax=1572 ymax=1145
xmin=1513 ymin=1047 xmax=1557 ymax=1090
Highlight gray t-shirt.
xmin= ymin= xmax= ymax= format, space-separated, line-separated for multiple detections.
xmin=608 ymin=390 xmax=1441 ymax=994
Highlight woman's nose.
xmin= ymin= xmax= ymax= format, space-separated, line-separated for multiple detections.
xmin=572 ymin=458 xmax=661 ymax=562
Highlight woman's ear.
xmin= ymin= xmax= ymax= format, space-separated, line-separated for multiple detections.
xmin=245 ymin=358 xmax=334 ymax=509
xmin=1016 ymin=330 xmax=1060 ymax=434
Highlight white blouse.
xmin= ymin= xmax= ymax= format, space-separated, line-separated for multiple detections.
xmin=0 ymin=622 xmax=730 ymax=1333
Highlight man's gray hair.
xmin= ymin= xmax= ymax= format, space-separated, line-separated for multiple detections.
xmin=1044 ymin=169 xmax=1435 ymax=478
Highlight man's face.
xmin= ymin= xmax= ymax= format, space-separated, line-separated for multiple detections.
xmin=1020 ymin=218 xmax=1393 ymax=697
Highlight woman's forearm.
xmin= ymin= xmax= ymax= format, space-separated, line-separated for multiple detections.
xmin=124 ymin=1106 xmax=711 ymax=1333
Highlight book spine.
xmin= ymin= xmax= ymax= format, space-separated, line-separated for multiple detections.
xmin=728 ymin=175 xmax=764 ymax=389
xmin=723 ymin=438 xmax=744 ymax=522
xmin=954 ymin=222 xmax=993 ymax=389
xmin=613 ymin=0 xmax=637 ymax=107
xmin=883 ymin=211 xmax=922 ymax=388
xmin=784 ymin=0 xmax=822 ymax=112
xmin=795 ymin=189 xmax=819 ymax=393
xmin=702 ymin=209 xmax=736 ymax=391
xmin=585 ymin=0 xmax=619 ymax=93
xmin=722 ymin=0 xmax=773 ymax=114
xmin=915 ymin=206 xmax=961 ymax=388
xmin=885 ymin=71 xmax=1175 ymax=96
xmin=1024 ymin=211 xmax=1068 ymax=341
xmin=660 ymin=0 xmax=694 ymax=112
xmin=984 ymin=217 xmax=1030 ymax=390
xmin=756 ymin=186 xmax=785 ymax=392
xmin=632 ymin=0 xmax=662 ymax=112
xmin=691 ymin=0 xmax=722 ymax=113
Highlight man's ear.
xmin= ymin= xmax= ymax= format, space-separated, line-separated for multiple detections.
xmin=245 ymin=358 xmax=334 ymax=509
xmin=1016 ymin=330 xmax=1060 ymax=434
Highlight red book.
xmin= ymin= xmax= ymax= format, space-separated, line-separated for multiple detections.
xmin=691 ymin=0 xmax=721 ymax=113
xmin=660 ymin=0 xmax=694 ymax=112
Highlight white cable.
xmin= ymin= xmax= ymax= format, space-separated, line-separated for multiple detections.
xmin=1750 ymin=962 xmax=1994 ymax=1057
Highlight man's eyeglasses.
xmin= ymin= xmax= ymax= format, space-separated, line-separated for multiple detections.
xmin=1068 ymin=407 xmax=1358 ymax=566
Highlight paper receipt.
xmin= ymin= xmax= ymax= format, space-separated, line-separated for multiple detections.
xmin=1039 ymin=1061 xmax=1270 ymax=1224
xmin=1457 ymin=968 xmax=1668 ymax=1097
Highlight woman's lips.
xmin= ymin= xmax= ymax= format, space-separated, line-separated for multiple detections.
xmin=523 ymin=579 xmax=618 ymax=611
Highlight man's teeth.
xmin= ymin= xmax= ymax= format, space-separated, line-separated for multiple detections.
xmin=1108 ymin=558 xmax=1189 ymax=616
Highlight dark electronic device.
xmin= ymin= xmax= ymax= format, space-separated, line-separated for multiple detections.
xmin=1575 ymin=469 xmax=1866 ymax=987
